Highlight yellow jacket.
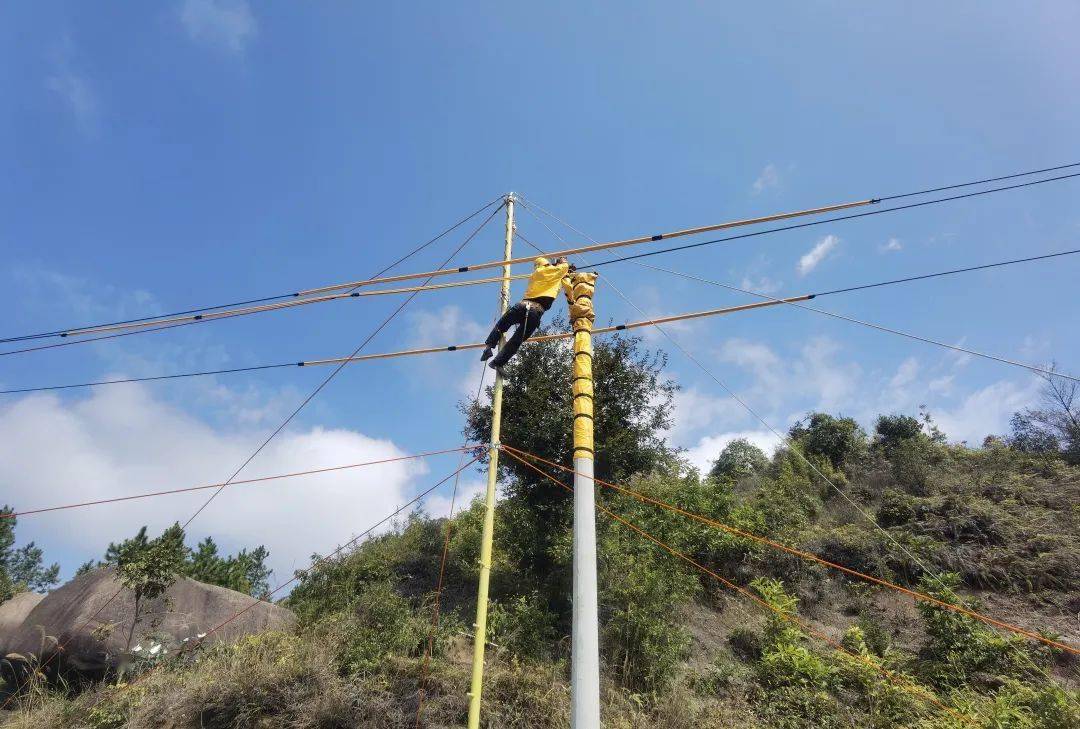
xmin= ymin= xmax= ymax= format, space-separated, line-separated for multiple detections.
xmin=523 ymin=257 xmax=571 ymax=301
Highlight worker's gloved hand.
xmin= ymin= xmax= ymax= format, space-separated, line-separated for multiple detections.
xmin=567 ymin=262 xmax=578 ymax=273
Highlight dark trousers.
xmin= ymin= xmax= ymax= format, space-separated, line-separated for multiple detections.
xmin=485 ymin=301 xmax=545 ymax=367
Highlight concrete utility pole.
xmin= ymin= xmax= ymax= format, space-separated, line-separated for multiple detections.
xmin=565 ymin=271 xmax=601 ymax=728
xmin=467 ymin=193 xmax=515 ymax=729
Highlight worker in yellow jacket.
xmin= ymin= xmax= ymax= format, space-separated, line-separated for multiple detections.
xmin=481 ymin=256 xmax=574 ymax=372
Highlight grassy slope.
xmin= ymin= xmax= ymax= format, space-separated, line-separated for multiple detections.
xmin=5 ymin=437 xmax=1079 ymax=728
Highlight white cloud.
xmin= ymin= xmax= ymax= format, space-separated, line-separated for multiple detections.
xmin=683 ymin=430 xmax=782 ymax=473
xmin=408 ymin=304 xmax=486 ymax=349
xmin=752 ymin=164 xmax=781 ymax=194
xmin=667 ymin=387 xmax=736 ymax=442
xmin=933 ymin=378 xmax=1041 ymax=444
xmin=889 ymin=357 xmax=920 ymax=388
xmin=928 ymin=375 xmax=955 ymax=395
xmin=797 ymin=235 xmax=839 ymax=276
xmin=406 ymin=305 xmax=491 ymax=398
xmin=879 ymin=238 xmax=903 ymax=253
xmin=0 ymin=385 xmax=448 ymax=585
xmin=739 ymin=276 xmax=783 ymax=295
xmin=46 ymin=35 xmax=99 ymax=135
xmin=179 ymin=0 xmax=258 ymax=54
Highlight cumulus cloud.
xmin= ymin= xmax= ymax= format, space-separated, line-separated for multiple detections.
xmin=179 ymin=0 xmax=258 ymax=54
xmin=752 ymin=164 xmax=781 ymax=194
xmin=879 ymin=238 xmax=903 ymax=253
xmin=932 ymin=378 xmax=1041 ymax=444
xmin=406 ymin=304 xmax=491 ymax=399
xmin=0 ymin=385 xmax=446 ymax=584
xmin=667 ymin=387 xmax=736 ymax=443
xmin=797 ymin=235 xmax=839 ymax=276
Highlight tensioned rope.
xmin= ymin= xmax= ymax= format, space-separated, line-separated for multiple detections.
xmin=500 ymin=447 xmax=975 ymax=727
xmin=0 ymin=446 xmax=475 ymax=519
xmin=0 ymin=196 xmax=505 ymax=345
xmin=501 ymin=444 xmax=1079 ymax=656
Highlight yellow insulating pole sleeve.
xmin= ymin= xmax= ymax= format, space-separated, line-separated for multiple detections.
xmin=566 ymin=273 xmax=598 ymax=460
xmin=467 ymin=194 xmax=515 ymax=729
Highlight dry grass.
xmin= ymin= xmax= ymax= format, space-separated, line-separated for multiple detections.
xmin=1 ymin=629 xmax=762 ymax=729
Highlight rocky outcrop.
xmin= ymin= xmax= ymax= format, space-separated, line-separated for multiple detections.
xmin=2 ymin=567 xmax=293 ymax=684
xmin=0 ymin=593 xmax=45 ymax=654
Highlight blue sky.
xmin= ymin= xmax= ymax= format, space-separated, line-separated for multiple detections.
xmin=2 ymin=2 xmax=1078 ymax=584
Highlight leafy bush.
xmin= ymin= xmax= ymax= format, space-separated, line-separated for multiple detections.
xmin=915 ymin=573 xmax=1039 ymax=688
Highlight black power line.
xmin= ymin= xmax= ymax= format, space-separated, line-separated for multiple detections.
xmin=592 ymin=172 xmax=1080 ymax=268
xmin=5 ymin=244 xmax=1077 ymax=396
xmin=0 ymin=196 xmax=504 ymax=346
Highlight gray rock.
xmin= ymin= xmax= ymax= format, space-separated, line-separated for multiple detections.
xmin=0 ymin=592 xmax=45 ymax=654
xmin=3 ymin=567 xmax=294 ymax=683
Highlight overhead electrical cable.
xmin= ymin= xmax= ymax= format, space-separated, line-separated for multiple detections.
xmin=178 ymin=201 xmax=504 ymax=531
xmin=636 ymin=261 xmax=1080 ymax=383
xmin=0 ymin=445 xmax=475 ymax=519
xmin=9 ymin=242 xmax=1080 ymax=395
xmin=590 ymin=171 xmax=1080 ymax=268
xmin=876 ymin=161 xmax=1080 ymax=201
xmin=0 ymin=197 xmax=864 ymax=356
xmin=0 ymin=196 xmax=504 ymax=345
xmin=5 ymin=166 xmax=1077 ymax=357
xmin=58 ymin=273 xmax=531 ymax=338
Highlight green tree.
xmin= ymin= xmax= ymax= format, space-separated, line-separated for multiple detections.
xmin=790 ymin=412 xmax=866 ymax=469
xmin=463 ymin=326 xmax=677 ymax=587
xmin=114 ymin=523 xmax=188 ymax=650
xmin=0 ymin=506 xmax=59 ymax=602
xmin=710 ymin=438 xmax=768 ymax=483
xmin=873 ymin=414 xmax=924 ymax=454
xmin=100 ymin=528 xmax=272 ymax=598
xmin=187 ymin=537 xmax=272 ymax=597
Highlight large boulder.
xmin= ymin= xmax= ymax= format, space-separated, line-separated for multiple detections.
xmin=3 ymin=567 xmax=293 ymax=683
xmin=0 ymin=592 xmax=45 ymax=653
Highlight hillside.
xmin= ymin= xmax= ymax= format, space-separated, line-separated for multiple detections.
xmin=4 ymin=331 xmax=1078 ymax=728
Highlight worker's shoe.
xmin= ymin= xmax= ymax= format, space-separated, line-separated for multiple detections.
xmin=488 ymin=361 xmax=506 ymax=377
xmin=480 ymin=348 xmax=493 ymax=362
